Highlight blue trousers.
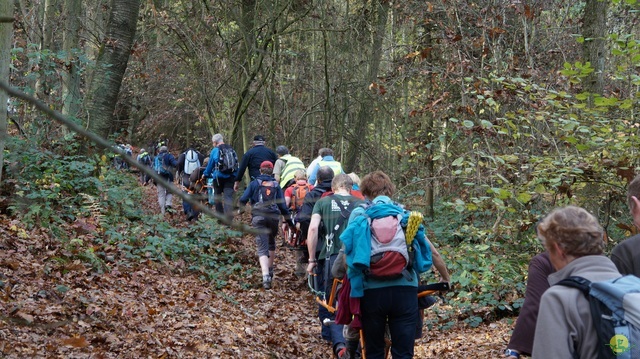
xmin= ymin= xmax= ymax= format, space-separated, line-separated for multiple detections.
xmin=360 ymin=286 xmax=419 ymax=359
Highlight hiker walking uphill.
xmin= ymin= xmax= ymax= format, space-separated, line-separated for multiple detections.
xmin=295 ymin=166 xmax=335 ymax=277
xmin=273 ymin=145 xmax=306 ymax=190
xmin=306 ymin=149 xmax=323 ymax=178
xmin=284 ymin=170 xmax=314 ymax=211
xmin=153 ymin=146 xmax=178 ymax=216
xmin=239 ymin=161 xmax=294 ymax=290
xmin=185 ymin=157 xmax=209 ymax=221
xmin=136 ymin=148 xmax=152 ymax=185
xmin=306 ymin=174 xmax=362 ymax=359
xmin=308 ymin=148 xmax=343 ymax=186
xmin=283 ymin=169 xmax=314 ymax=276
xmin=340 ymin=171 xmax=433 ymax=359
xmin=202 ymin=134 xmax=239 ymax=221
xmin=176 ymin=147 xmax=205 ymax=221
xmin=233 ymin=135 xmax=278 ymax=192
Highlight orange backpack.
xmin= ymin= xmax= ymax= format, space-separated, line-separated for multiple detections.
xmin=290 ymin=183 xmax=312 ymax=211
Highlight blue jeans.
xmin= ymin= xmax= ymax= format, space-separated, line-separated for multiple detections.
xmin=181 ymin=174 xmax=197 ymax=220
xmin=212 ymin=176 xmax=235 ymax=220
xmin=317 ymin=254 xmax=345 ymax=350
xmin=360 ymin=286 xmax=418 ymax=359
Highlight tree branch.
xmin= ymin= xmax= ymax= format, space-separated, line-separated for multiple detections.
xmin=0 ymin=80 xmax=261 ymax=234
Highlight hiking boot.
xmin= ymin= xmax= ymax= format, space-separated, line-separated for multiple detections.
xmin=322 ymin=318 xmax=335 ymax=326
xmin=336 ymin=347 xmax=349 ymax=359
xmin=262 ymin=275 xmax=272 ymax=290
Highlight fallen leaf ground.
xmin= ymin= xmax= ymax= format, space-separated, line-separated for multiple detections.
xmin=0 ymin=184 xmax=518 ymax=358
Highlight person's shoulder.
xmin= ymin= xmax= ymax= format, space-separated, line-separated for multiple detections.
xmin=350 ymin=205 xmax=366 ymax=216
xmin=372 ymin=195 xmax=393 ymax=204
xmin=310 ymin=186 xmax=326 ymax=194
xmin=317 ymin=195 xmax=333 ymax=204
xmin=613 ymin=234 xmax=640 ymax=252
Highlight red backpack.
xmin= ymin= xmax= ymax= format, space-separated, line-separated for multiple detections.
xmin=290 ymin=183 xmax=312 ymax=211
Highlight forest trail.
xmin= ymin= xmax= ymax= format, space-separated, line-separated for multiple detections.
xmin=0 ymin=182 xmax=515 ymax=358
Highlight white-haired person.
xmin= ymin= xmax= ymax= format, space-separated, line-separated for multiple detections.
xmin=532 ymin=206 xmax=621 ymax=358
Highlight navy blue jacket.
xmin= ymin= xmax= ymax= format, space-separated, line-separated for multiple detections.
xmin=155 ymin=151 xmax=178 ymax=182
xmin=239 ymin=174 xmax=290 ymax=219
xmin=235 ymin=145 xmax=277 ymax=182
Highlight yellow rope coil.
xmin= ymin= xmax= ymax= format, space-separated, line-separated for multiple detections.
xmin=406 ymin=211 xmax=423 ymax=246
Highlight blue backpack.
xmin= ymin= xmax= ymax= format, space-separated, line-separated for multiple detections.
xmin=154 ymin=154 xmax=172 ymax=175
xmin=557 ymin=275 xmax=640 ymax=358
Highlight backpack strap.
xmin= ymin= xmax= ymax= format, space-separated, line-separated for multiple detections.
xmin=556 ymin=276 xmax=617 ymax=359
xmin=556 ymin=276 xmax=592 ymax=296
xmin=322 ymin=195 xmax=355 ymax=258
xmin=332 ymin=195 xmax=355 ymax=223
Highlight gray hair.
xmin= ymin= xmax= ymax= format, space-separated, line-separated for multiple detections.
xmin=319 ymin=148 xmax=333 ymax=157
xmin=332 ymin=173 xmax=353 ymax=191
xmin=212 ymin=134 xmax=224 ymax=143
xmin=537 ymin=206 xmax=605 ymax=257
xmin=276 ymin=145 xmax=289 ymax=156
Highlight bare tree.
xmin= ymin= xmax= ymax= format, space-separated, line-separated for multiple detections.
xmin=582 ymin=0 xmax=608 ymax=97
xmin=61 ymin=0 xmax=82 ymax=119
xmin=84 ymin=0 xmax=141 ymax=140
xmin=0 ymin=1 xmax=13 ymax=184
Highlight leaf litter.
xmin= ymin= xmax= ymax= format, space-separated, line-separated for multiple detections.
xmin=0 ymin=184 xmax=515 ymax=358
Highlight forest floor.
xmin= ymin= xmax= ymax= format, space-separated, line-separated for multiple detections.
xmin=0 ymin=183 xmax=518 ymax=358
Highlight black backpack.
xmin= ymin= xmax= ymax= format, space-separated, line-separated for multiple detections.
xmin=217 ymin=144 xmax=239 ymax=174
xmin=253 ymin=179 xmax=280 ymax=215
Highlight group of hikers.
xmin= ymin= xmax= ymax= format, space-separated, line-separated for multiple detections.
xmin=132 ymin=134 xmax=447 ymax=358
xmin=133 ymin=134 xmax=640 ymax=359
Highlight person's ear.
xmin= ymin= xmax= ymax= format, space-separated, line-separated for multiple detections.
xmin=632 ymin=196 xmax=640 ymax=212
xmin=552 ymin=241 xmax=564 ymax=256
xmin=631 ymin=196 xmax=640 ymax=228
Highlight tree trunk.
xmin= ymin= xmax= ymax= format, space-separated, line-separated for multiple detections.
xmin=343 ymin=0 xmax=389 ymax=173
xmin=61 ymin=0 xmax=81 ymax=119
xmin=0 ymin=1 xmax=12 ymax=184
xmin=230 ymin=0 xmax=256 ymax=153
xmin=34 ymin=0 xmax=57 ymax=99
xmin=582 ymin=0 xmax=608 ymax=97
xmin=85 ymin=0 xmax=141 ymax=140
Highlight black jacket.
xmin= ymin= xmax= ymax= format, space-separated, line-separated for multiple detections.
xmin=235 ymin=145 xmax=277 ymax=182
xmin=295 ymin=179 xmax=332 ymax=226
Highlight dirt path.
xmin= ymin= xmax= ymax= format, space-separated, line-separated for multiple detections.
xmin=0 ymin=183 xmax=515 ymax=358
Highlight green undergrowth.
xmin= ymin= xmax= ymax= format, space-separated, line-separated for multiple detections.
xmin=403 ymin=182 xmax=629 ymax=330
xmin=408 ymin=199 xmax=536 ymax=330
xmin=2 ymin=136 xmax=244 ymax=287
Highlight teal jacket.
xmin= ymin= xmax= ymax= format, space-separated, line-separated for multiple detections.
xmin=340 ymin=196 xmax=432 ymax=297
